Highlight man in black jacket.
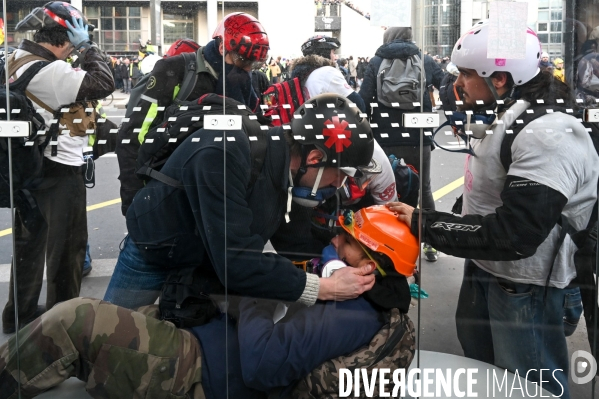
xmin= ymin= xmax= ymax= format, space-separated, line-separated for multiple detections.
xmin=359 ymin=27 xmax=444 ymax=261
xmin=104 ymin=94 xmax=378 ymax=312
xmin=116 ymin=12 xmax=269 ymax=216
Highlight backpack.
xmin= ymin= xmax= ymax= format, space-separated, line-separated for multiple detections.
xmin=262 ymin=77 xmax=305 ymax=126
xmin=289 ymin=309 xmax=415 ymax=398
xmin=376 ymin=55 xmax=422 ymax=109
xmin=0 ymin=59 xmax=54 ymax=209
xmin=136 ymin=93 xmax=268 ymax=188
xmin=499 ymin=104 xmax=599 ymax=366
xmin=126 ymin=51 xmax=205 ymax=118
xmin=388 ymin=155 xmax=420 ymax=208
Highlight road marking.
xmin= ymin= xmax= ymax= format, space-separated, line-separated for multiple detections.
xmin=0 ymin=198 xmax=123 ymax=237
xmin=0 ymin=177 xmax=466 ymax=239
xmin=433 ymin=177 xmax=464 ymax=201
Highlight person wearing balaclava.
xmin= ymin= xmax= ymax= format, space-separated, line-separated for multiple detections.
xmin=359 ymin=27 xmax=445 ymax=262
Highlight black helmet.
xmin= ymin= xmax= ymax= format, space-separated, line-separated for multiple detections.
xmin=290 ymin=94 xmax=374 ymax=169
xmin=16 ymin=2 xmax=94 ymax=32
xmin=301 ymin=35 xmax=340 ymax=58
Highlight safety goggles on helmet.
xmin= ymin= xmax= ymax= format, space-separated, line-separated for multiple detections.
xmin=301 ymin=35 xmax=340 ymax=55
xmin=16 ymin=1 xmax=94 ymax=32
xmin=432 ymin=111 xmax=498 ymax=156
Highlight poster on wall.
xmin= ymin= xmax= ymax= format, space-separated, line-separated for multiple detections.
xmin=371 ymin=0 xmax=411 ymax=27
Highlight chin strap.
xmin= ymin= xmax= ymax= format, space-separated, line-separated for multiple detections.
xmin=286 ymin=170 xmax=294 ymax=223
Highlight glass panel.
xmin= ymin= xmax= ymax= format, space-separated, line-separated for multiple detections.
xmin=129 ymin=18 xmax=141 ymax=31
xmin=114 ymin=18 xmax=127 ymax=31
xmin=85 ymin=6 xmax=100 ymax=18
xmin=129 ymin=7 xmax=141 ymax=17
xmin=3 ymin=1 xmax=599 ymax=399
xmin=114 ymin=7 xmax=127 ymax=17
xmin=101 ymin=18 xmax=113 ymax=30
xmin=101 ymin=6 xmax=113 ymax=17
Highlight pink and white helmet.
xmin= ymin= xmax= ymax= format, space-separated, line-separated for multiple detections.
xmin=451 ymin=20 xmax=542 ymax=86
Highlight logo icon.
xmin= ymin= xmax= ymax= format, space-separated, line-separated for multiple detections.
xmin=571 ymin=350 xmax=597 ymax=385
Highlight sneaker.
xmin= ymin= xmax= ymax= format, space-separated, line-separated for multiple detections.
xmin=2 ymin=305 xmax=46 ymax=335
xmin=423 ymin=244 xmax=439 ymax=262
xmin=82 ymin=262 xmax=93 ymax=277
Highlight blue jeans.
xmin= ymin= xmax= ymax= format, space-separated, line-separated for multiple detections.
xmin=84 ymin=242 xmax=92 ymax=270
xmin=103 ymin=236 xmax=170 ymax=309
xmin=455 ymin=260 xmax=573 ymax=398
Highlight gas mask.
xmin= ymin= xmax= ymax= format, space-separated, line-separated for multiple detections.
xmin=290 ymin=165 xmax=342 ymax=208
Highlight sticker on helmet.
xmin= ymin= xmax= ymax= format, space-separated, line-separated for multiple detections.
xmin=146 ymin=76 xmax=157 ymax=90
xmin=358 ymin=232 xmax=379 ymax=251
xmin=323 ymin=116 xmax=352 ymax=153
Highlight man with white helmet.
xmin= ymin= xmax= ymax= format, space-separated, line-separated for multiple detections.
xmin=389 ymin=21 xmax=599 ymax=398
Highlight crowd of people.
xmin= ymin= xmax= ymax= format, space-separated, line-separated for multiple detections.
xmin=1 ymin=3 xmax=598 ymax=399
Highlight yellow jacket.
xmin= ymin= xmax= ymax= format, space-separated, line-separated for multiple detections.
xmin=554 ymin=67 xmax=565 ymax=83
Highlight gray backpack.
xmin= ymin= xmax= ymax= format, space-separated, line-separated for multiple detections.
xmin=376 ymin=55 xmax=422 ymax=109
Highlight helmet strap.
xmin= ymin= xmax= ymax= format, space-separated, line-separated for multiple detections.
xmin=484 ymin=77 xmax=502 ymax=102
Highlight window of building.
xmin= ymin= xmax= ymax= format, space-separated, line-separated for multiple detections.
xmin=87 ymin=6 xmax=142 ymax=52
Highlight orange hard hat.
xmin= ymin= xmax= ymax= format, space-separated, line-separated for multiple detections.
xmin=338 ymin=205 xmax=419 ymax=276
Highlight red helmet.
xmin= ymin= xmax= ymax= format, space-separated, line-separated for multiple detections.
xmin=16 ymin=2 xmax=94 ymax=32
xmin=212 ymin=13 xmax=269 ymax=63
xmin=164 ymin=39 xmax=200 ymax=58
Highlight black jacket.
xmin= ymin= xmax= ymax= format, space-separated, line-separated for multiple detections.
xmin=127 ymin=126 xmax=310 ymax=302
xmin=359 ymin=39 xmax=444 ymax=147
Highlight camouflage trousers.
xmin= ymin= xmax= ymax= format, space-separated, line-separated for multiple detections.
xmin=0 ymin=298 xmax=204 ymax=399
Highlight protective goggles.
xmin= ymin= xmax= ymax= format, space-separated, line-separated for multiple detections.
xmin=341 ymin=209 xmax=386 ymax=277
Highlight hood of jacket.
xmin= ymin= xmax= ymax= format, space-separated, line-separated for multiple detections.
xmin=375 ymin=39 xmax=419 ymax=59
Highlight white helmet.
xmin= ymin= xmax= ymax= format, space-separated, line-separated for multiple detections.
xmin=451 ymin=20 xmax=541 ymax=86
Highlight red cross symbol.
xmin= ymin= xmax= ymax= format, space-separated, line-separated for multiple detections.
xmin=323 ymin=116 xmax=352 ymax=153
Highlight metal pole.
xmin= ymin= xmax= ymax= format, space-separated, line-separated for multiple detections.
xmin=3 ymin=0 xmax=22 ymax=397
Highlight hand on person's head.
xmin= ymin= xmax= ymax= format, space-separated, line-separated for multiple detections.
xmin=386 ymin=201 xmax=414 ymax=227
xmin=65 ymin=17 xmax=90 ymax=48
xmin=317 ymin=263 xmax=375 ymax=301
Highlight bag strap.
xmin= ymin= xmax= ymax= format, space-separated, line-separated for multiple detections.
xmin=173 ymin=52 xmax=198 ymax=105
xmin=7 ymin=53 xmax=55 ymax=112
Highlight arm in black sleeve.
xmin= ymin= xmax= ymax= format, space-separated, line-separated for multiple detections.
xmin=424 ymin=55 xmax=445 ymax=90
xmin=347 ymin=91 xmax=366 ymax=112
xmin=413 ymin=175 xmax=568 ymax=261
xmin=359 ymin=59 xmax=378 ymax=117
xmin=76 ymin=46 xmax=115 ymax=100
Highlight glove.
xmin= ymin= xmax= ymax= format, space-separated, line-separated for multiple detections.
xmin=65 ymin=17 xmax=90 ymax=49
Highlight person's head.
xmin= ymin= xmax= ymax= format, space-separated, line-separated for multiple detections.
xmin=16 ymin=1 xmax=93 ymax=60
xmin=553 ymin=57 xmax=564 ymax=69
xmin=451 ymin=20 xmax=541 ymax=110
xmin=301 ymin=35 xmax=340 ymax=62
xmin=164 ymin=38 xmax=200 ymax=58
xmin=287 ymin=94 xmax=375 ymax=207
xmin=541 ymin=52 xmax=550 ymax=62
xmin=212 ymin=12 xmax=269 ymax=71
xmin=383 ymin=27 xmax=413 ymax=44
xmin=124 ymin=58 xmax=130 ymax=65
xmin=333 ymin=206 xmax=419 ymax=276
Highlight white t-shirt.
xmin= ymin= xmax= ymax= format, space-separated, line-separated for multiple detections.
xmin=343 ymin=141 xmax=397 ymax=205
xmin=462 ymin=100 xmax=599 ymax=288
xmin=13 ymin=49 xmax=87 ymax=166
xmin=303 ymin=66 xmax=353 ymax=100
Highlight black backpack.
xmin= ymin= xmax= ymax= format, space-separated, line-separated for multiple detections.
xmin=499 ymin=104 xmax=599 ymax=366
xmin=135 ymin=93 xmax=269 ymax=189
xmin=0 ymin=60 xmax=55 ymax=209
xmin=125 ymin=52 xmax=203 ymax=118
